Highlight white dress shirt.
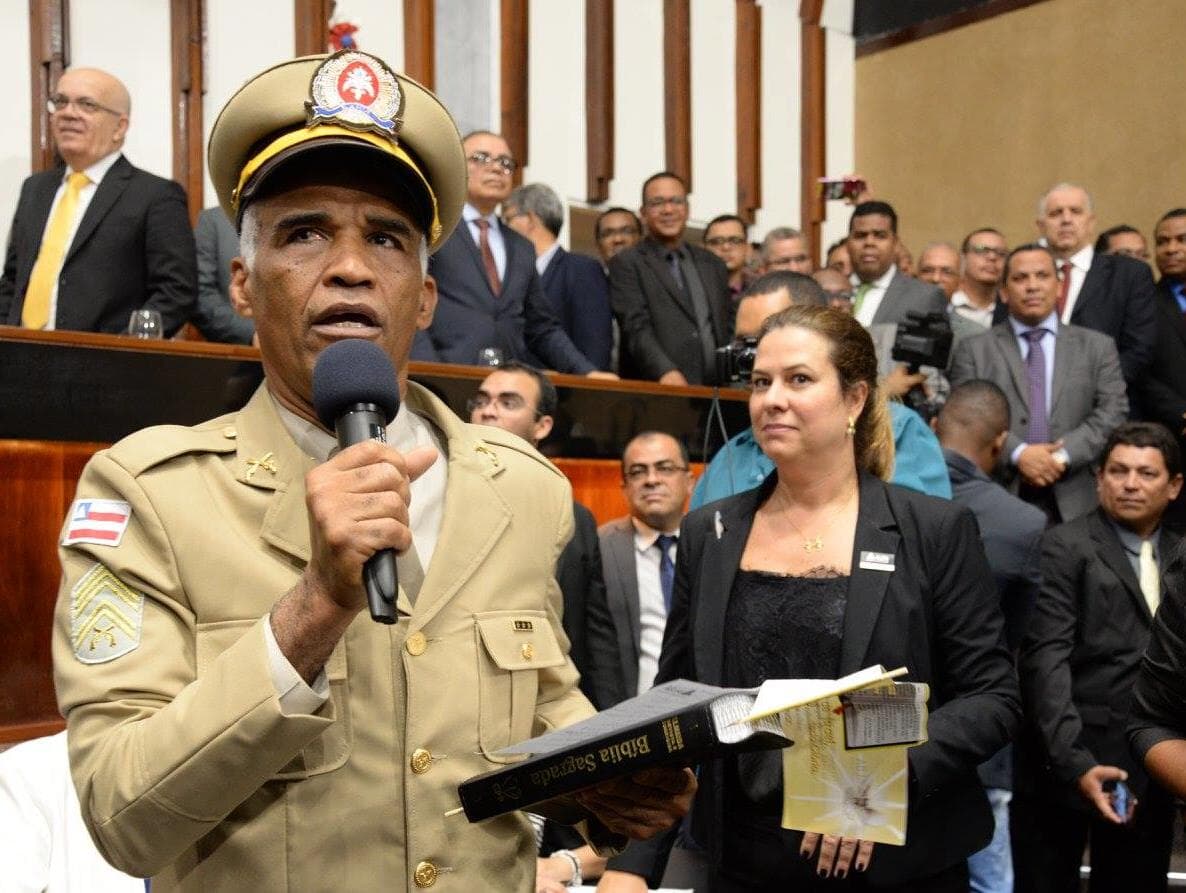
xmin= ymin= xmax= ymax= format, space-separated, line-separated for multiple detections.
xmin=263 ymin=393 xmax=448 ymax=713
xmin=632 ymin=519 xmax=678 ymax=696
xmin=1007 ymin=312 xmax=1069 ymax=467
xmin=536 ymin=242 xmax=561 ymax=277
xmin=949 ymin=290 xmax=995 ymax=328
xmin=463 ymin=202 xmax=507 ymax=281
xmin=851 ymin=266 xmax=897 ymax=327
xmin=1058 ymin=244 xmax=1094 ymax=323
xmin=38 ymin=151 xmax=124 ymax=330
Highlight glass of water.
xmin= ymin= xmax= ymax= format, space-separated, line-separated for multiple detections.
xmin=477 ymin=346 xmax=505 ymax=367
xmin=127 ymin=309 xmax=164 ymax=339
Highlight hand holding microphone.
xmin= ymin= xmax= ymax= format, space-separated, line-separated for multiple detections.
xmin=308 ymin=340 xmax=436 ymax=623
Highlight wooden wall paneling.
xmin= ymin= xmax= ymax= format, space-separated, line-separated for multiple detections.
xmin=402 ymin=0 xmax=435 ymax=90
xmin=499 ymin=0 xmax=529 ymax=185
xmin=662 ymin=0 xmax=691 ymax=190
xmin=734 ymin=0 xmax=761 ymax=224
xmin=0 ymin=439 xmax=105 ymax=743
xmin=584 ymin=0 xmax=613 ymax=204
xmin=170 ymin=0 xmax=205 ymax=224
xmin=799 ymin=0 xmax=825 ymax=263
xmin=28 ymin=0 xmax=70 ymax=172
xmin=294 ymin=0 xmax=333 ymax=56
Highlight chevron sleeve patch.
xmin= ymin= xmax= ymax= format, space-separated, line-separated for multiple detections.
xmin=70 ymin=564 xmax=145 ymax=664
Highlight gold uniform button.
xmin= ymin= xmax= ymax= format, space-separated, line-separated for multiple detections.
xmin=410 ymin=748 xmax=433 ymax=774
xmin=406 ymin=631 xmax=427 ymax=656
xmin=221 ymin=426 xmax=237 ymax=439
xmin=414 ymin=861 xmax=438 ymax=887
xmin=520 ymin=642 xmax=535 ymax=661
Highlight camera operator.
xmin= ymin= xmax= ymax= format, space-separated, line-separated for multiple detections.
xmin=690 ymin=272 xmax=950 ymax=509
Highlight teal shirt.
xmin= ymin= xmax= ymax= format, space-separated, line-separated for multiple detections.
xmin=690 ymin=402 xmax=951 ymax=510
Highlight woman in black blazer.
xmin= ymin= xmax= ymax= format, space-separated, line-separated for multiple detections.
xmin=600 ymin=305 xmax=1020 ymax=892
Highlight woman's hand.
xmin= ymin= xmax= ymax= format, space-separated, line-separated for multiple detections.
xmin=800 ymin=832 xmax=875 ymax=879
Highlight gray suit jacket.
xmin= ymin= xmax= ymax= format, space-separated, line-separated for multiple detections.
xmin=597 ymin=516 xmax=643 ymax=699
xmin=949 ymin=322 xmax=1129 ymax=521
xmin=869 ymin=269 xmax=948 ymax=326
xmin=192 ymin=208 xmax=254 ymax=344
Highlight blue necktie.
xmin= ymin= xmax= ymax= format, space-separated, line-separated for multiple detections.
xmin=656 ymin=534 xmax=677 ymax=613
xmin=666 ymin=251 xmax=686 ymax=292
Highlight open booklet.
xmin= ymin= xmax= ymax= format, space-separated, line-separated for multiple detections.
xmin=456 ymin=665 xmax=926 ymax=828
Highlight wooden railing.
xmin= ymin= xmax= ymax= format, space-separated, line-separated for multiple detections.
xmin=0 ymin=327 xmax=747 ymax=742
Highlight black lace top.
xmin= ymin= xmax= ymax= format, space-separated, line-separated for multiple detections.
xmin=722 ymin=567 xmax=849 ymax=812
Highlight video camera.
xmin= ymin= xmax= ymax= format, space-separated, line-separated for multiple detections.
xmin=891 ymin=311 xmax=953 ymax=373
xmin=714 ymin=336 xmax=759 ymax=385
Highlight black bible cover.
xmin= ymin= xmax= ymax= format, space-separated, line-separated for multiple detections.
xmin=457 ymin=679 xmax=788 ymax=822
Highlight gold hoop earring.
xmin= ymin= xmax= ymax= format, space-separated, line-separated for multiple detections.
xmin=846 ymin=417 xmax=856 ymax=437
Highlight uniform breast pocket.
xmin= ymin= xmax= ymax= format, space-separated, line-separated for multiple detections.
xmin=474 ymin=610 xmax=566 ymax=763
xmin=195 ymin=618 xmax=352 ymax=779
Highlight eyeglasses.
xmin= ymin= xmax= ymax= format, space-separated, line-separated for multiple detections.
xmin=624 ymin=462 xmax=689 ymax=483
xmin=47 ymin=93 xmax=123 ymax=117
xmin=966 ymin=244 xmax=1007 ymax=259
xmin=466 ymin=392 xmax=541 ymax=417
xmin=705 ymin=235 xmax=746 ymax=248
xmin=598 ymin=224 xmax=640 ymax=240
xmin=918 ymin=265 xmax=958 ymax=278
xmin=467 ymin=151 xmax=517 ymax=174
xmin=642 ymin=196 xmax=688 ymax=209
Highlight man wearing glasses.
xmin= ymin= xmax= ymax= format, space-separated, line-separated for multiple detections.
xmin=0 ymin=67 xmax=195 ymax=335
xmin=599 ymin=432 xmax=693 ymax=698
xmin=702 ymin=214 xmax=753 ymax=301
xmin=609 ymin=172 xmax=731 ymax=385
xmin=952 ymin=228 xmax=1008 ymax=329
xmin=413 ymin=130 xmax=608 ymax=376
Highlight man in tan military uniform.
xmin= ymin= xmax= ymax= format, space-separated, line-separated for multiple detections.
xmin=52 ymin=52 xmax=692 ymax=891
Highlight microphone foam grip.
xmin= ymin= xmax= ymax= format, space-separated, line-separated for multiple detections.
xmin=311 ymin=339 xmax=401 ymax=429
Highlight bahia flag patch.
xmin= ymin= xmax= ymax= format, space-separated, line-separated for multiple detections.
xmin=62 ymin=499 xmax=132 ymax=547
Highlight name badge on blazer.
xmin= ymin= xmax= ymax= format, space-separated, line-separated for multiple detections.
xmin=859 ymin=551 xmax=895 ymax=572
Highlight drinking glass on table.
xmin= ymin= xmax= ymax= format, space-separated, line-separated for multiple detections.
xmin=127 ymin=309 xmax=164 ymax=339
xmin=477 ymin=346 xmax=505 ymax=367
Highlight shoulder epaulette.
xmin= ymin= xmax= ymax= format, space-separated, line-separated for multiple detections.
xmin=105 ymin=414 xmax=239 ymax=478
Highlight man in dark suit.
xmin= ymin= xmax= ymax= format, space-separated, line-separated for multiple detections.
xmin=1016 ymin=422 xmax=1183 ymax=893
xmin=1025 ymin=183 xmax=1156 ymax=387
xmin=412 ymin=131 xmax=604 ymax=376
xmin=191 ymin=207 xmax=253 ymax=344
xmin=599 ymin=431 xmax=693 ymax=701
xmin=846 ymin=200 xmax=947 ymax=328
xmin=501 ymin=183 xmax=613 ymax=371
xmin=949 ymin=244 xmax=1128 ymax=524
xmin=0 ymin=67 xmax=196 ymax=336
xmin=935 ymin=380 xmax=1045 ymax=893
xmin=467 ymin=361 xmax=626 ymax=710
xmin=1135 ymin=209 xmax=1186 ymax=527
xmin=608 ymin=172 xmax=731 ymax=385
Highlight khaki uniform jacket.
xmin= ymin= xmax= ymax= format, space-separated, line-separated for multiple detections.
xmin=53 ymin=382 xmax=595 ymax=891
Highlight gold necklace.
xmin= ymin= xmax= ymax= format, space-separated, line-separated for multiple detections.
xmin=776 ymin=488 xmax=857 ymax=553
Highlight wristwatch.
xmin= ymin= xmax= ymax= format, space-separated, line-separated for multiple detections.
xmin=552 ymin=849 xmax=582 ymax=887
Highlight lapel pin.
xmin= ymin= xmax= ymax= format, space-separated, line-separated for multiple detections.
xmin=245 ymin=451 xmax=278 ymax=480
xmin=714 ymin=510 xmax=724 ymax=540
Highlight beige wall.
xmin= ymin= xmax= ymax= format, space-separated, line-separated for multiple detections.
xmin=855 ymin=0 xmax=1186 ymax=258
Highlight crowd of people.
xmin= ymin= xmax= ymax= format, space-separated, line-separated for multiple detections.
xmin=7 ymin=50 xmax=1186 ymax=893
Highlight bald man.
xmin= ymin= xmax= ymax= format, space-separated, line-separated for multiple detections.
xmin=0 ymin=67 xmax=196 ymax=335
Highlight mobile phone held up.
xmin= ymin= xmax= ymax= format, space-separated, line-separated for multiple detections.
xmin=819 ymin=177 xmax=866 ymax=202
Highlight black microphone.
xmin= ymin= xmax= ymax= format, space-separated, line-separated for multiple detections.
xmin=312 ymin=339 xmax=402 ymax=624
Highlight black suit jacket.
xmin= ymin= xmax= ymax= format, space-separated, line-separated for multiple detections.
xmin=608 ymin=237 xmax=731 ymax=383
xmin=992 ymin=252 xmax=1156 ymax=386
xmin=1019 ymin=509 xmax=1179 ymax=807
xmin=540 ymin=247 xmax=613 ymax=371
xmin=554 ymin=503 xmax=628 ymax=710
xmin=609 ymin=473 xmax=1021 ymax=885
xmin=413 ymin=220 xmax=595 ymax=373
xmin=0 ymin=156 xmax=196 ymax=336
xmin=1136 ymin=278 xmax=1186 ymax=435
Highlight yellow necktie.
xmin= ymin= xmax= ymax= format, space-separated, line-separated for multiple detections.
xmin=22 ymin=171 xmax=90 ymax=329
xmin=1139 ymin=539 xmax=1160 ymax=616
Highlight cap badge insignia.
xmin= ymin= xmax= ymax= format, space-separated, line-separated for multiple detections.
xmin=71 ymin=563 xmax=145 ymax=664
xmin=308 ymin=50 xmax=403 ymax=138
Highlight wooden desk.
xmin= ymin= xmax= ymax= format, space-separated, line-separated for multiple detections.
xmin=0 ymin=328 xmax=747 ymax=741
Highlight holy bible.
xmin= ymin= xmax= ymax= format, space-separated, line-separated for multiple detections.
xmin=457 ymin=666 xmax=904 ymax=822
